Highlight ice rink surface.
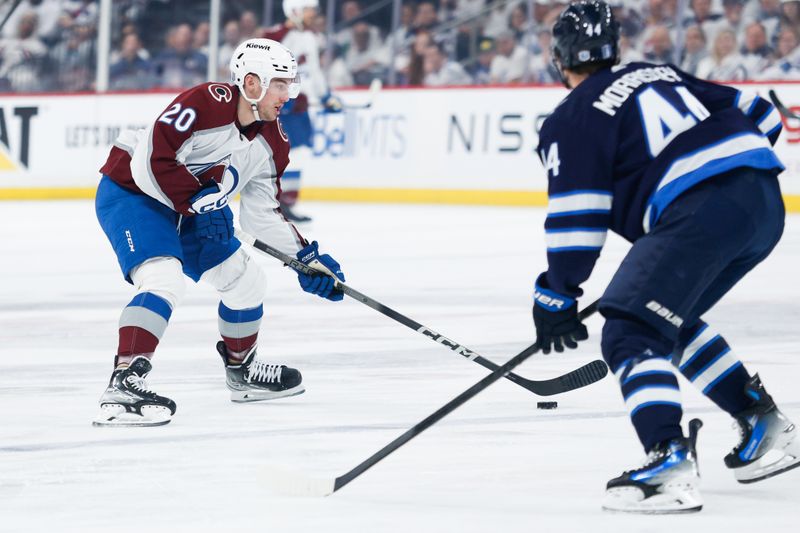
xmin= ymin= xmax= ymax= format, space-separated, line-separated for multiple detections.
xmin=1 ymin=200 xmax=799 ymax=533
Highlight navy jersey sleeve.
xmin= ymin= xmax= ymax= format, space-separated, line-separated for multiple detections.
xmin=537 ymin=107 xmax=614 ymax=299
xmin=676 ymin=66 xmax=783 ymax=145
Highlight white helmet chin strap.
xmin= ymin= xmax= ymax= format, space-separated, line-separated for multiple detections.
xmin=239 ymin=78 xmax=268 ymax=122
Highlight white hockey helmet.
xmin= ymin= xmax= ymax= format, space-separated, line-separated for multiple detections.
xmin=229 ymin=38 xmax=300 ymax=120
xmin=283 ymin=0 xmax=319 ymax=29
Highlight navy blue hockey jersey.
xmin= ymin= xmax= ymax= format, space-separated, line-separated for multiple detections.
xmin=536 ymin=62 xmax=784 ymax=299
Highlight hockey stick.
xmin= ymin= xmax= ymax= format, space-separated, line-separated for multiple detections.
xmin=262 ymin=303 xmax=602 ymax=497
xmin=236 ymin=229 xmax=606 ymax=397
xmin=768 ymin=89 xmax=800 ymax=120
xmin=312 ymin=78 xmax=382 ymax=111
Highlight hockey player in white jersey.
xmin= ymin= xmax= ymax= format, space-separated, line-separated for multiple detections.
xmin=93 ymin=38 xmax=346 ymax=426
xmin=263 ymin=0 xmax=343 ymax=223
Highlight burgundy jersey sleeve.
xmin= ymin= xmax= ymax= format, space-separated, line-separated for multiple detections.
xmin=262 ymin=24 xmax=290 ymax=41
xmin=147 ymin=83 xmax=237 ymax=215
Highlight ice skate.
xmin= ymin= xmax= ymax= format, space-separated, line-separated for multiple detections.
xmin=603 ymin=419 xmax=703 ymax=514
xmin=93 ymin=356 xmax=176 ymax=427
xmin=217 ymin=341 xmax=305 ymax=402
xmin=725 ymin=374 xmax=800 ymax=483
xmin=280 ymin=203 xmax=312 ymax=223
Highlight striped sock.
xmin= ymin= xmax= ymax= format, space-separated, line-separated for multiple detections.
xmin=218 ymin=302 xmax=263 ymax=361
xmin=117 ymin=292 xmax=173 ymax=365
xmin=616 ymin=353 xmax=684 ymax=451
xmin=674 ymin=321 xmax=752 ymax=414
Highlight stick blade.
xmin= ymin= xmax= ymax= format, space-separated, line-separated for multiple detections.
xmin=260 ymin=465 xmax=337 ymax=498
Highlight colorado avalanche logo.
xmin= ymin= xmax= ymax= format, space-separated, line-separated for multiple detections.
xmin=208 ymin=83 xmax=233 ymax=103
xmin=186 ymin=155 xmax=240 ymax=198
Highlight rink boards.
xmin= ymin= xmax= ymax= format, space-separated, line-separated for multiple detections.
xmin=2 ymin=82 xmax=800 ymax=210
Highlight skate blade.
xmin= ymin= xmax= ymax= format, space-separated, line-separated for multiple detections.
xmin=230 ymin=384 xmax=306 ymax=403
xmin=602 ymin=486 xmax=703 ymax=514
xmin=92 ymin=404 xmax=172 ymax=427
xmin=735 ymin=429 xmax=800 ymax=483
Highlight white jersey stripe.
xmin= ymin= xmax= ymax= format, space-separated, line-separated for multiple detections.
xmin=548 ymin=192 xmax=613 ymax=215
xmin=545 ymin=229 xmax=607 ymax=250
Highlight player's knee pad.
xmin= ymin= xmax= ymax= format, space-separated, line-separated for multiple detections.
xmin=129 ymin=256 xmax=186 ymax=309
xmin=201 ymin=248 xmax=267 ymax=310
xmin=600 ymin=310 xmax=673 ymax=371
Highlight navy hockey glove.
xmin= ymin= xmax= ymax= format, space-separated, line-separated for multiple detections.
xmin=321 ymin=93 xmax=343 ymax=113
xmin=532 ymin=275 xmax=588 ymax=355
xmin=296 ymin=241 xmax=345 ymax=301
xmin=194 ymin=205 xmax=233 ymax=244
xmin=189 ymin=181 xmax=229 ymax=214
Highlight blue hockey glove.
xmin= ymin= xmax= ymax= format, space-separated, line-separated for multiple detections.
xmin=532 ymin=274 xmax=588 ymax=355
xmin=321 ymin=93 xmax=343 ymax=113
xmin=189 ymin=181 xmax=229 ymax=214
xmin=296 ymin=241 xmax=345 ymax=301
xmin=194 ymin=204 xmax=233 ymax=244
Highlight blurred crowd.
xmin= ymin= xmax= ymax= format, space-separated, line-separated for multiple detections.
xmin=2 ymin=0 xmax=800 ymax=93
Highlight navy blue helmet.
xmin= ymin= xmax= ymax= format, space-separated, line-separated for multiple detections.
xmin=552 ymin=0 xmax=619 ymax=71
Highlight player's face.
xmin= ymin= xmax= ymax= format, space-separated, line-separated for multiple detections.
xmin=302 ymin=7 xmax=318 ymax=27
xmin=260 ymin=78 xmax=292 ymax=121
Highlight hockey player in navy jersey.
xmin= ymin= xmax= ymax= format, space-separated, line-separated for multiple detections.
xmin=93 ymin=39 xmax=346 ymax=427
xmin=533 ymin=1 xmax=799 ymax=514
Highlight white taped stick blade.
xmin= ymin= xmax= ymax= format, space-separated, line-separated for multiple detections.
xmin=233 ymin=228 xmax=256 ymax=246
xmin=260 ymin=465 xmax=337 ymax=497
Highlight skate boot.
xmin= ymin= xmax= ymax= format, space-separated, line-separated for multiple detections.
xmin=724 ymin=374 xmax=800 ymax=483
xmin=93 ymin=356 xmax=176 ymax=427
xmin=217 ymin=342 xmax=305 ymax=402
xmin=603 ymin=419 xmax=703 ymax=514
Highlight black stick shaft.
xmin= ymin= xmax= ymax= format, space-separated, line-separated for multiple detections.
xmin=237 ymin=230 xmax=599 ymax=395
xmin=333 ymin=340 xmax=544 ymax=492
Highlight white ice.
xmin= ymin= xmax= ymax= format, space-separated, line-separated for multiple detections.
xmin=1 ymin=200 xmax=799 ymax=533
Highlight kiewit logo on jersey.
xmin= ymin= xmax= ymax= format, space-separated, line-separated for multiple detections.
xmin=0 ymin=106 xmax=38 ymax=171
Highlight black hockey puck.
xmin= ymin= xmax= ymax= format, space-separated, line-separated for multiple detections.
xmin=537 ymin=401 xmax=558 ymax=409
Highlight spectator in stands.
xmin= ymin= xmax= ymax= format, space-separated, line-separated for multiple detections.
xmin=619 ymin=31 xmax=645 ymax=63
xmin=643 ymin=24 xmax=673 ymax=63
xmin=483 ymin=1 xmax=515 ymax=39
xmin=0 ymin=0 xmax=63 ymax=43
xmin=406 ymin=30 xmax=433 ymax=85
xmin=680 ymin=25 xmax=709 ymax=76
xmin=423 ymin=41 xmax=471 ymax=86
xmin=781 ymin=0 xmax=800 ymax=28
xmin=217 ymin=20 xmax=240 ymax=81
xmin=456 ymin=0 xmax=484 ymax=21
xmin=696 ymin=28 xmax=748 ymax=80
xmin=612 ymin=1 xmax=646 ymax=43
xmin=490 ymin=29 xmax=527 ymax=84
xmin=744 ymin=0 xmax=782 ymax=42
xmin=470 ymin=36 xmax=496 ymax=85
xmin=388 ymin=2 xmax=416 ymax=55
xmin=413 ymin=1 xmax=440 ymax=33
xmin=741 ymin=21 xmax=773 ymax=75
xmin=343 ymin=21 xmax=388 ymax=86
xmin=152 ymin=23 xmax=207 ymax=89
xmin=110 ymin=32 xmax=155 ymax=90
xmin=0 ymin=11 xmax=47 ymax=91
xmin=529 ymin=29 xmax=560 ymax=83
xmin=193 ymin=21 xmax=210 ymax=57
xmin=238 ymin=10 xmax=260 ymax=41
xmin=335 ymin=1 xmax=381 ymax=56
xmin=49 ymin=16 xmax=95 ymax=91
xmin=705 ymin=0 xmax=747 ymax=45
xmin=684 ymin=0 xmax=722 ymax=28
xmin=757 ymin=26 xmax=800 ymax=78
xmin=509 ymin=4 xmax=530 ymax=42
xmin=326 ymin=43 xmax=354 ymax=88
